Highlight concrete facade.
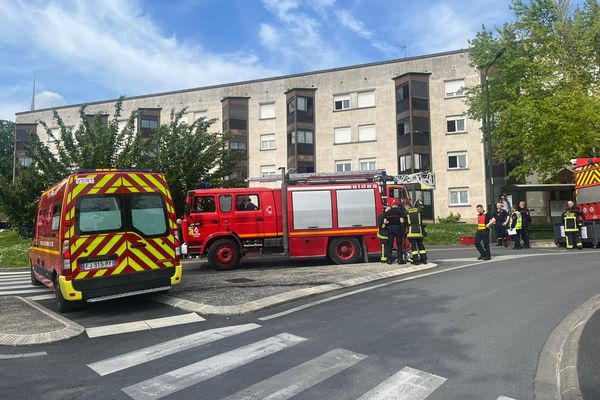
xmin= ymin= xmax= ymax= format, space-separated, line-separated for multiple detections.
xmin=15 ymin=49 xmax=486 ymax=222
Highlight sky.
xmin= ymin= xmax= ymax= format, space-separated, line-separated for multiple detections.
xmin=0 ymin=0 xmax=531 ymax=121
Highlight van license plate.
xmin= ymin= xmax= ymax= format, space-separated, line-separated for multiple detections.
xmin=81 ymin=260 xmax=116 ymax=271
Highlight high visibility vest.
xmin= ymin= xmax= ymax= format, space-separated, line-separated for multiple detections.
xmin=512 ymin=211 xmax=522 ymax=230
xmin=563 ymin=212 xmax=579 ymax=232
xmin=477 ymin=212 xmax=488 ymax=230
xmin=407 ymin=208 xmax=423 ymax=238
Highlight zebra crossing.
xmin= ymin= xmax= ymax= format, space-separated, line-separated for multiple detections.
xmin=0 ymin=271 xmax=51 ymax=296
xmin=86 ymin=323 xmax=518 ymax=400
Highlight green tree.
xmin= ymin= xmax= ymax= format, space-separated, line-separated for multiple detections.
xmin=0 ymin=120 xmax=15 ymax=181
xmin=466 ymin=0 xmax=600 ymax=181
xmin=140 ymin=109 xmax=234 ymax=215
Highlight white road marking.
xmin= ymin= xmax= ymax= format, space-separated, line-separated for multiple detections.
xmin=0 ymin=351 xmax=47 ymax=359
xmin=0 ymin=271 xmax=29 ymax=275
xmin=121 ymin=333 xmax=307 ymax=400
xmin=0 ymin=288 xmax=50 ymax=296
xmin=259 ymin=252 xmax=591 ymax=321
xmin=356 ymin=366 xmax=446 ymax=400
xmin=0 ymin=277 xmax=30 ymax=283
xmin=86 ymin=312 xmax=205 ymax=338
xmin=88 ymin=323 xmax=261 ymax=376
xmin=223 ymin=348 xmax=367 ymax=400
xmin=497 ymin=396 xmax=517 ymax=400
xmin=0 ymin=284 xmax=37 ymax=289
xmin=29 ymin=294 xmax=55 ymax=301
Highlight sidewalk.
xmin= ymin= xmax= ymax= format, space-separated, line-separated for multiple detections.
xmin=578 ymin=308 xmax=600 ymax=399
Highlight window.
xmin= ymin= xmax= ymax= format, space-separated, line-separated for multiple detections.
xmin=140 ymin=115 xmax=159 ymax=130
xmin=357 ymin=91 xmax=375 ymax=108
xmin=358 ymin=124 xmax=376 ymax=142
xmin=292 ymin=190 xmax=333 ymax=229
xmin=334 ymin=94 xmax=350 ymax=111
xmin=260 ymin=134 xmax=276 ymax=150
xmin=259 ymin=103 xmax=276 ymax=119
xmin=230 ymin=140 xmax=247 ymax=150
xmin=260 ymin=165 xmax=277 ymax=177
xmin=179 ymin=113 xmax=189 ymax=124
xmin=449 ymin=188 xmax=470 ymax=206
xmin=447 ymin=116 xmax=466 ymax=133
xmin=297 ymin=130 xmax=313 ymax=144
xmin=131 ymin=194 xmax=168 ymax=236
xmin=219 ymin=195 xmax=232 ymax=212
xmin=448 ymin=151 xmax=468 ymax=169
xmin=192 ymin=196 xmax=216 ymax=213
xmin=445 ymin=79 xmax=465 ymax=98
xmin=78 ymin=196 xmax=123 ymax=233
xmin=359 ymin=158 xmax=376 ymax=171
xmin=335 ymin=160 xmax=352 ymax=172
xmin=18 ymin=157 xmax=33 ymax=167
xmin=117 ymin=120 xmax=128 ymax=133
xmin=414 ymin=153 xmax=431 ymax=171
xmin=194 ymin=111 xmax=207 ymax=121
xmin=236 ymin=194 xmax=260 ymax=211
xmin=336 ymin=189 xmax=376 ymax=228
xmin=229 ymin=104 xmax=248 ymax=130
xmin=400 ymin=154 xmax=412 ymax=172
xmin=334 ymin=127 xmax=351 ymax=144
xmin=297 ymin=97 xmax=308 ymax=112
xmin=51 ymin=203 xmax=61 ymax=231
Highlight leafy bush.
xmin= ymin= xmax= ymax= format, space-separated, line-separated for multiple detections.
xmin=438 ymin=212 xmax=462 ymax=224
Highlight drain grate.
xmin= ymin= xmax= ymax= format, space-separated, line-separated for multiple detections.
xmin=225 ymin=278 xmax=256 ymax=284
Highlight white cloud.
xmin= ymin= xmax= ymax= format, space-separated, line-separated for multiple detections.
xmin=35 ymin=91 xmax=65 ymax=110
xmin=417 ymin=3 xmax=474 ymax=52
xmin=335 ymin=10 xmax=373 ymax=39
xmin=0 ymin=0 xmax=277 ymax=96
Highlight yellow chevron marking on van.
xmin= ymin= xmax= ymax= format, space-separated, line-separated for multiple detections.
xmin=75 ymin=271 xmax=89 ymax=280
xmin=110 ymin=243 xmax=129 ymax=275
xmin=99 ymin=234 xmax=123 ymax=255
xmin=106 ymin=187 xmax=118 ymax=194
xmin=70 ymin=237 xmax=88 ymax=254
xmin=130 ymin=174 xmax=149 ymax=188
xmin=128 ymin=257 xmax=146 ymax=272
xmin=71 ymin=175 xmax=97 ymax=199
xmin=121 ymin=176 xmax=133 ymax=187
xmin=88 ymin=174 xmax=114 ymax=195
xmin=130 ymin=247 xmax=159 ymax=269
xmin=93 ymin=269 xmax=108 ymax=278
xmin=144 ymin=174 xmax=167 ymax=195
xmin=152 ymin=238 xmax=175 ymax=258
xmin=127 ymin=186 xmax=141 ymax=193
xmin=83 ymin=237 xmax=106 ymax=257
xmin=145 ymin=240 xmax=171 ymax=261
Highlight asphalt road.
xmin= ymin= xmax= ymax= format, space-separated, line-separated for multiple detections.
xmin=1 ymin=247 xmax=599 ymax=400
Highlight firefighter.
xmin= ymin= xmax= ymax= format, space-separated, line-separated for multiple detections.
xmin=519 ymin=200 xmax=531 ymax=248
xmin=562 ymin=200 xmax=585 ymax=249
xmin=406 ymin=202 xmax=427 ymax=264
xmin=509 ymin=205 xmax=522 ymax=249
xmin=385 ymin=202 xmax=407 ymax=264
xmin=493 ymin=202 xmax=509 ymax=247
xmin=377 ymin=206 xmax=390 ymax=263
xmin=474 ymin=204 xmax=495 ymax=260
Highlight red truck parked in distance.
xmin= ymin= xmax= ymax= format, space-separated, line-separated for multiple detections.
xmin=181 ymin=170 xmax=431 ymax=270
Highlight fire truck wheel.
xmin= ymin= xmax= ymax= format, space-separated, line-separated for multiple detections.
xmin=30 ymin=263 xmax=42 ymax=286
xmin=328 ymin=237 xmax=361 ymax=265
xmin=208 ymin=239 xmax=241 ymax=270
xmin=54 ymin=276 xmax=75 ymax=313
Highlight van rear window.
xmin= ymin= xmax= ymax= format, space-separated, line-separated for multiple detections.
xmin=131 ymin=194 xmax=167 ymax=236
xmin=76 ymin=194 xmax=168 ymax=237
xmin=78 ymin=196 xmax=123 ymax=233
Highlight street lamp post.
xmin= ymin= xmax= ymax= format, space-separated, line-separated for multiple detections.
xmin=483 ymin=48 xmax=506 ymax=212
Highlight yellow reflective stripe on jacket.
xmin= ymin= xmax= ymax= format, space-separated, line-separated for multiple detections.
xmin=512 ymin=211 xmax=522 ymax=230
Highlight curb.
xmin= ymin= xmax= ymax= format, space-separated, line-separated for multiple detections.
xmin=151 ymin=263 xmax=436 ymax=316
xmin=535 ymin=293 xmax=600 ymax=400
xmin=0 ymin=297 xmax=85 ymax=346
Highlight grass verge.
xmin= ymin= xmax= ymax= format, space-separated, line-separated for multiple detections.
xmin=0 ymin=230 xmax=30 ymax=268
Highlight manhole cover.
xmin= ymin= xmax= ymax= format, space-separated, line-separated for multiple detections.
xmin=225 ymin=278 xmax=256 ymax=284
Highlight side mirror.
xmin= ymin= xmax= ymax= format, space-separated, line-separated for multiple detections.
xmin=184 ymin=203 xmax=190 ymax=216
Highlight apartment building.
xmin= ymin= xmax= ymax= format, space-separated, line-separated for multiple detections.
xmin=14 ymin=48 xmax=488 ymax=221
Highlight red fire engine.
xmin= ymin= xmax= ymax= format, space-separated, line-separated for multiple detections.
xmin=573 ymin=158 xmax=600 ymax=246
xmin=181 ymin=170 xmax=435 ymax=270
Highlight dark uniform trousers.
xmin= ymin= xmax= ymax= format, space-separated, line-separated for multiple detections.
xmin=521 ymin=225 xmax=530 ymax=248
xmin=475 ymin=229 xmax=491 ymax=258
xmin=409 ymin=238 xmax=427 ymax=263
xmin=387 ymin=225 xmax=405 ymax=263
xmin=378 ymin=233 xmax=388 ymax=262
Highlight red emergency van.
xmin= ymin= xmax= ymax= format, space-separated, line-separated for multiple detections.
xmin=30 ymin=169 xmax=182 ymax=312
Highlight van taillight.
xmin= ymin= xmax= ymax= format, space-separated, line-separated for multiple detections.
xmin=62 ymin=240 xmax=71 ymax=271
